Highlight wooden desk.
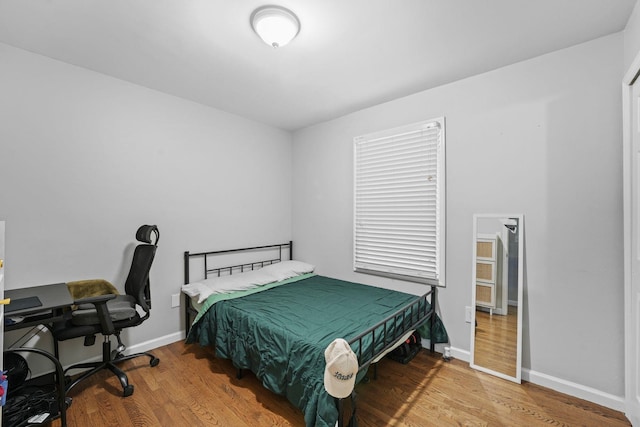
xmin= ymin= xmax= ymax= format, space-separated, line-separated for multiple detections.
xmin=4 ymin=283 xmax=73 ymax=331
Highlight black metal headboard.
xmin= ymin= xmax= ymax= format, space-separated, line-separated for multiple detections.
xmin=183 ymin=241 xmax=293 ymax=329
xmin=184 ymin=241 xmax=292 ymax=284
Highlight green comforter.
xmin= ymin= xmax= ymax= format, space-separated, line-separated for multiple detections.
xmin=187 ymin=274 xmax=428 ymax=427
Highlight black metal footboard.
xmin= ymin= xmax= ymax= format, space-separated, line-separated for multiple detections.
xmin=337 ymin=285 xmax=437 ymax=427
xmin=348 ymin=285 xmax=437 ymax=371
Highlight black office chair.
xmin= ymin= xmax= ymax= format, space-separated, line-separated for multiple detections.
xmin=51 ymin=225 xmax=160 ymax=397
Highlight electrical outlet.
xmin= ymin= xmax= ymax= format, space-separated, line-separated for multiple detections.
xmin=465 ymin=306 xmax=473 ymax=323
xmin=171 ymin=293 xmax=180 ymax=308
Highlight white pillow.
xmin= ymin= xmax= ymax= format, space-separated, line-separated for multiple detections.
xmin=260 ymin=260 xmax=315 ymax=281
xmin=181 ymin=281 xmax=208 ymax=299
xmin=182 ymin=260 xmax=315 ymax=304
xmin=182 ymin=268 xmax=276 ymax=303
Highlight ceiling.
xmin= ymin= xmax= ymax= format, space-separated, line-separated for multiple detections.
xmin=0 ymin=0 xmax=636 ymax=131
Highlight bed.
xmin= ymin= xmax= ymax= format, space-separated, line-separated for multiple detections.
xmin=182 ymin=242 xmax=440 ymax=427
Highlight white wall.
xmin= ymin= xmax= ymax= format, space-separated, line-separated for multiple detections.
xmin=292 ymin=33 xmax=625 ymax=400
xmin=0 ymin=42 xmax=292 ymax=364
xmin=625 ymin=1 xmax=640 ymax=71
xmin=623 ymin=2 xmax=640 ymax=422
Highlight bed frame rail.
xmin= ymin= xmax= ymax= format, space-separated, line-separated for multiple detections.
xmin=204 ymin=257 xmax=283 ymax=277
xmin=348 ymin=285 xmax=437 ymax=373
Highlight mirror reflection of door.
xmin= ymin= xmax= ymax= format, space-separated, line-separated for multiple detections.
xmin=471 ymin=215 xmax=523 ymax=383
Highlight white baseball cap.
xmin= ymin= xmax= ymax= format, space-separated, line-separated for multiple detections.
xmin=324 ymin=338 xmax=358 ymax=398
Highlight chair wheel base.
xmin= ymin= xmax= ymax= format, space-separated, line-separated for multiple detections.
xmin=123 ymin=384 xmax=134 ymax=397
xmin=150 ymin=357 xmax=160 ymax=367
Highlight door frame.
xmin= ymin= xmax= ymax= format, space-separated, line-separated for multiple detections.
xmin=622 ymin=49 xmax=640 ymax=427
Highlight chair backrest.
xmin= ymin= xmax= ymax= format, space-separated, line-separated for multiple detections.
xmin=124 ymin=225 xmax=159 ymax=317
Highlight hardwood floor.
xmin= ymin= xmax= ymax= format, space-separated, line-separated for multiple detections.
xmin=50 ymin=340 xmax=630 ymax=426
xmin=473 ymin=306 xmax=518 ymax=377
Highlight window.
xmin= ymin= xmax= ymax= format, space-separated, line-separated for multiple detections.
xmin=353 ymin=118 xmax=445 ymax=286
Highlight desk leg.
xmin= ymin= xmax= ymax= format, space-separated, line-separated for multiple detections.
xmin=4 ymin=347 xmax=69 ymax=427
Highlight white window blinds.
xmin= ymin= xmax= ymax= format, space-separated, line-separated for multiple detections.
xmin=354 ymin=118 xmax=445 ymax=286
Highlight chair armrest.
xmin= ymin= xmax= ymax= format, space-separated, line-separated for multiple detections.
xmin=73 ymin=293 xmax=117 ymax=306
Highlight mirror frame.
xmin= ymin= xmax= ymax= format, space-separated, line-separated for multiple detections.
xmin=470 ymin=213 xmax=524 ymax=383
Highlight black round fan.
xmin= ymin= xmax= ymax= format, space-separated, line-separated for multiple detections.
xmin=3 ymin=352 xmax=29 ymax=385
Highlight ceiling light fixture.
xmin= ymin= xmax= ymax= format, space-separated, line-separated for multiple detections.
xmin=250 ymin=5 xmax=300 ymax=48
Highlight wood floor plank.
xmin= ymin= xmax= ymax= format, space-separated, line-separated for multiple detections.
xmin=474 ymin=307 xmax=518 ymax=378
xmin=48 ymin=340 xmax=630 ymax=426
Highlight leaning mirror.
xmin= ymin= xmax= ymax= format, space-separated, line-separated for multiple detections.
xmin=470 ymin=214 xmax=524 ymax=383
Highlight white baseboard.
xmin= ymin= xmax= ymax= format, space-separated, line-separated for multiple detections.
xmin=449 ymin=346 xmax=470 ymax=362
xmin=523 ymin=368 xmax=626 ymax=412
xmin=421 ymin=340 xmax=449 ymax=356
xmin=16 ymin=330 xmax=187 ymax=378
xmin=444 ymin=346 xmax=625 ymax=412
xmin=57 ymin=331 xmax=186 ymax=371
xmin=127 ymin=331 xmax=185 ymax=355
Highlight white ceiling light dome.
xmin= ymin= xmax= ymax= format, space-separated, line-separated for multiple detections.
xmin=251 ymin=5 xmax=300 ymax=48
